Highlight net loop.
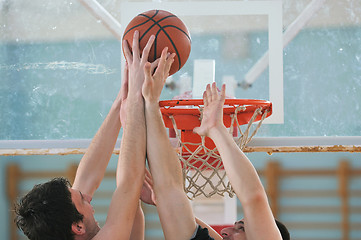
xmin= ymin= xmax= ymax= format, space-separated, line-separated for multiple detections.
xmin=161 ymin=99 xmax=272 ymax=199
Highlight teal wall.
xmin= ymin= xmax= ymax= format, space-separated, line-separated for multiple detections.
xmin=1 ymin=28 xmax=360 ymax=140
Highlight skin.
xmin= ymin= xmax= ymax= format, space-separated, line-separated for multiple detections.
xmin=193 ymin=83 xmax=282 ymax=240
xmin=141 ymin=82 xmax=283 ymax=240
xmin=69 ymin=30 xmax=155 ymax=240
xmin=142 ymin=45 xmax=198 ymax=240
xmin=66 ymin=30 xmax=281 ymax=240
xmin=219 ymin=220 xmax=246 ymax=240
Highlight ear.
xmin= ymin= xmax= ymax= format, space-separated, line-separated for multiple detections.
xmin=71 ymin=222 xmax=85 ymax=236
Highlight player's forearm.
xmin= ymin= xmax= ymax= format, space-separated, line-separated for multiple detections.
xmin=208 ymin=126 xmax=266 ymax=204
xmin=130 ymin=202 xmax=145 ymax=240
xmin=101 ymin=181 xmax=142 ymax=240
xmin=118 ymin=95 xmax=146 ymax=184
xmin=144 ymin=102 xmax=183 ymax=187
xmin=73 ymin=99 xmax=122 ymax=195
xmin=102 ymin=94 xmax=146 ymax=239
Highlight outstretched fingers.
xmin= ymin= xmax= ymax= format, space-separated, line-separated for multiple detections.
xmin=131 ymin=30 xmax=140 ymax=62
xmin=141 ymin=35 xmax=155 ymax=63
xmin=194 ymin=83 xmax=227 ymax=137
xmin=205 ymin=82 xmax=226 ymax=104
xmin=142 ymin=46 xmax=176 ymax=103
xmin=153 ymin=48 xmax=175 ymax=82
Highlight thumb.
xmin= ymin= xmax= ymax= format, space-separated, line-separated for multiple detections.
xmin=144 ymin=62 xmax=152 ymax=80
xmin=143 ymin=62 xmax=153 ymax=94
xmin=193 ymin=127 xmax=201 ymax=135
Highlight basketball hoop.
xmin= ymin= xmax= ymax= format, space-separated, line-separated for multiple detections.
xmin=160 ymin=99 xmax=272 ymax=199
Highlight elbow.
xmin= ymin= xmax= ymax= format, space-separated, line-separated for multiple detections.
xmin=117 ymin=166 xmax=145 ymax=187
xmin=242 ymin=189 xmax=269 ymax=207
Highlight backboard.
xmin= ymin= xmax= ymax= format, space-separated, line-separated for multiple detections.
xmin=121 ymin=1 xmax=284 ymax=124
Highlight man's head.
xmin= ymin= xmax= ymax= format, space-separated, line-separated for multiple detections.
xmin=14 ymin=177 xmax=94 ymax=240
xmin=220 ymin=218 xmax=290 ymax=240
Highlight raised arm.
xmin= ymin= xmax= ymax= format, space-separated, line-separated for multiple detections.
xmin=194 ymin=83 xmax=282 ymax=240
xmin=142 ymin=49 xmax=198 ymax=240
xmin=117 ymin=65 xmax=144 ymax=240
xmin=94 ymin=30 xmax=150 ymax=239
xmin=72 ymin=58 xmax=129 ymax=197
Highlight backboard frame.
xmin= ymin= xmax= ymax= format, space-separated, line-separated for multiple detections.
xmin=120 ymin=1 xmax=284 ymax=124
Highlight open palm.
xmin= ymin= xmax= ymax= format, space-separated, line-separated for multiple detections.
xmin=194 ymin=83 xmax=226 ymax=137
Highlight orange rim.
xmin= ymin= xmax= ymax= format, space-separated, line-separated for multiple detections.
xmin=159 ymin=99 xmax=272 ymax=116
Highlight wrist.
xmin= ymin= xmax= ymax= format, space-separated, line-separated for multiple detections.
xmin=127 ymin=92 xmax=144 ymax=102
xmin=145 ymin=101 xmax=160 ymax=110
xmin=208 ymin=124 xmax=228 ymax=140
xmin=112 ymin=98 xmax=122 ymax=110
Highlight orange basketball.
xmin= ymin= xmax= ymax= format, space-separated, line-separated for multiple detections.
xmin=122 ymin=10 xmax=191 ymax=76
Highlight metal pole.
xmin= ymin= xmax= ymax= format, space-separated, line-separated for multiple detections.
xmin=241 ymin=0 xmax=326 ymax=88
xmin=78 ymin=0 xmax=123 ymax=40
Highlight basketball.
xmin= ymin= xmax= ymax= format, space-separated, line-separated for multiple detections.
xmin=122 ymin=10 xmax=191 ymax=76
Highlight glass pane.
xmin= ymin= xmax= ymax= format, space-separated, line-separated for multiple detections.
xmin=1 ymin=0 xmax=360 ymax=140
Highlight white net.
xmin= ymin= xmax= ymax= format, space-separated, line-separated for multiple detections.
xmin=168 ymin=105 xmax=270 ymax=199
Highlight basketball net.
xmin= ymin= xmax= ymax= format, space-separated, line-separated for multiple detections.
xmin=166 ymin=104 xmax=270 ymax=199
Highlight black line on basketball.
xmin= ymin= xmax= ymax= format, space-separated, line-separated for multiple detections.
xmin=138 ymin=15 xmax=187 ymax=69
xmin=122 ymin=10 xmax=159 ymax=39
xmin=138 ymin=15 xmax=176 ymax=42
xmin=155 ymin=26 xmax=182 ymax=70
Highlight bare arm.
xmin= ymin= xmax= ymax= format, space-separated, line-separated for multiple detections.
xmin=142 ymin=49 xmax=197 ymax=240
xmin=72 ymin=57 xmax=129 ymax=197
xmin=141 ymin=169 xmax=222 ymax=240
xmin=194 ymin=83 xmax=282 ymax=240
xmin=94 ymin=31 xmax=150 ymax=239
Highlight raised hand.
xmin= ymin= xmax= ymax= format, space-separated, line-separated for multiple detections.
xmin=193 ymin=82 xmax=226 ymax=137
xmin=123 ymin=30 xmax=155 ymax=94
xmin=142 ymin=47 xmax=176 ymax=103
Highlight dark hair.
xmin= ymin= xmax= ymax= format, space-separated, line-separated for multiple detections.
xmin=14 ymin=177 xmax=83 ymax=240
xmin=275 ymin=219 xmax=290 ymax=240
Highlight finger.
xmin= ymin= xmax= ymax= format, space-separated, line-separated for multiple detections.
xmin=193 ymin=126 xmax=200 ymax=135
xmin=203 ymin=90 xmax=208 ymax=107
xmin=206 ymin=83 xmax=212 ymax=102
xmin=144 ymin=62 xmax=152 ymax=83
xmin=211 ymin=82 xmax=218 ymax=100
xmin=132 ymin=30 xmax=140 ymax=61
xmin=151 ymin=58 xmax=160 ymax=72
xmin=164 ymin=53 xmax=176 ymax=77
xmin=145 ymin=169 xmax=153 ymax=186
xmin=220 ymin=83 xmax=226 ymax=102
xmin=193 ymin=126 xmax=206 ymax=137
xmin=142 ymin=35 xmax=155 ymax=63
xmin=122 ymin=40 xmax=133 ymax=64
xmin=155 ymin=47 xmax=168 ymax=73
xmin=145 ymin=168 xmax=151 ymax=178
xmin=143 ymin=178 xmax=152 ymax=190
